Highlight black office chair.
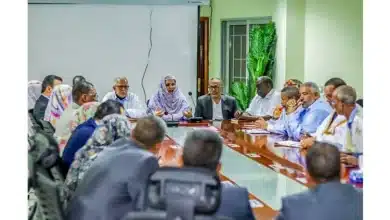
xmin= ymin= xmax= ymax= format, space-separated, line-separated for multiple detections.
xmin=28 ymin=110 xmax=43 ymax=134
xmin=123 ymin=167 xmax=233 ymax=220
xmin=28 ymin=132 xmax=66 ymax=220
xmin=356 ymin=99 xmax=363 ymax=108
xmin=38 ymin=119 xmax=56 ymax=136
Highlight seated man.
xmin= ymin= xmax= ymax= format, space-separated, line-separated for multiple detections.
xmin=301 ymin=78 xmax=348 ymax=150
xmin=239 ymin=76 xmax=281 ymax=121
xmin=65 ymin=115 xmax=167 ymax=220
xmin=181 ymin=129 xmax=255 ymax=220
xmin=276 ymin=142 xmax=362 ymax=220
xmin=55 ymin=81 xmax=97 ymax=150
xmin=323 ymin=77 xmax=347 ymax=106
xmin=273 ymin=79 xmax=303 ymax=119
xmin=195 ymin=78 xmax=239 ymax=120
xmin=102 ymin=77 xmax=146 ymax=118
xmin=33 ymin=74 xmax=62 ymax=120
xmin=283 ymin=82 xmax=332 ymax=140
xmin=332 ymin=85 xmax=363 ymax=167
xmin=255 ymin=86 xmax=302 ymax=135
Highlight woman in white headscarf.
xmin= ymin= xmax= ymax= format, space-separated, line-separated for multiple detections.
xmin=28 ymin=80 xmax=42 ymax=111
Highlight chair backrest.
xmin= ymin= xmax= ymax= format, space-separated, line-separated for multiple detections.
xmin=38 ymin=119 xmax=55 ymax=136
xmin=29 ymin=132 xmax=66 ymax=220
xmin=356 ymin=99 xmax=363 ymax=108
xmin=123 ymin=167 xmax=233 ymax=220
xmin=28 ymin=110 xmax=43 ymax=135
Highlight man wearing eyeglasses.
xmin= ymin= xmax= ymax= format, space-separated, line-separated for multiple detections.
xmin=194 ymin=78 xmax=239 ymax=120
xmin=102 ymin=77 xmax=146 ymax=118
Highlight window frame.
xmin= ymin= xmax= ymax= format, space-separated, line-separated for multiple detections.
xmin=221 ymin=17 xmax=272 ymax=93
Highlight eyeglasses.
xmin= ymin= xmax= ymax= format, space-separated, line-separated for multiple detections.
xmin=115 ymin=85 xmax=129 ymax=89
xmin=208 ymin=85 xmax=221 ymax=90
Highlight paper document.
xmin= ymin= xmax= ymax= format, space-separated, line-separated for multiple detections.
xmin=275 ymin=140 xmax=301 ymax=148
xmin=244 ymin=129 xmax=270 ymax=134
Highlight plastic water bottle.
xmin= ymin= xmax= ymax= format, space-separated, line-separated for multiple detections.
xmin=349 ymin=169 xmax=363 ymax=188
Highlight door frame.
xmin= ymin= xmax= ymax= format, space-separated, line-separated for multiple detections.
xmin=197 ymin=16 xmax=210 ymax=96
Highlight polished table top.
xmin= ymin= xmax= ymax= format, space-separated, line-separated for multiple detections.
xmin=149 ymin=120 xmax=356 ymax=220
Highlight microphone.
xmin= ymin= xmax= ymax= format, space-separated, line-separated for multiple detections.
xmin=188 ymin=91 xmax=196 ymax=107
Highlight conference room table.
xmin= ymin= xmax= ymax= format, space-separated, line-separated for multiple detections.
xmin=144 ymin=119 xmax=357 ymax=220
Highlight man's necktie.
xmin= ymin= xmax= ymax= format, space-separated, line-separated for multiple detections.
xmin=298 ymin=108 xmax=308 ymax=123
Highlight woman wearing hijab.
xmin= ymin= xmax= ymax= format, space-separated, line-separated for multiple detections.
xmin=57 ymin=102 xmax=100 ymax=155
xmin=43 ymin=84 xmax=73 ymax=127
xmin=28 ymin=80 xmax=42 ymax=111
xmin=283 ymin=79 xmax=302 ymax=88
xmin=62 ymin=100 xmax=124 ymax=170
xmin=147 ymin=75 xmax=191 ymax=121
xmin=64 ymin=114 xmax=132 ymax=204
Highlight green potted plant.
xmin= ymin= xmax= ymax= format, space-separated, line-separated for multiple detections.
xmin=230 ymin=22 xmax=277 ymax=110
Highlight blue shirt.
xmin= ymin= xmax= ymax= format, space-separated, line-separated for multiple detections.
xmin=267 ymin=107 xmax=303 ymax=136
xmin=62 ymin=118 xmax=98 ymax=169
xmin=286 ymin=99 xmax=332 ymax=141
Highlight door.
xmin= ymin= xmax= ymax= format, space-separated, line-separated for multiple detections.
xmin=197 ymin=17 xmax=209 ymax=97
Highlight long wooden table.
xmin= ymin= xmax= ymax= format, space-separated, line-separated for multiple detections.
xmin=147 ymin=120 xmax=356 ymax=220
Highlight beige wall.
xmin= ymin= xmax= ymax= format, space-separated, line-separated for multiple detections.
xmin=304 ymin=0 xmax=363 ymax=96
xmin=201 ymin=0 xmax=277 ymax=78
xmin=201 ymin=0 xmax=363 ymax=95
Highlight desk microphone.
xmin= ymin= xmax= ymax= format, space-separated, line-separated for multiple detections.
xmin=188 ymin=91 xmax=196 ymax=107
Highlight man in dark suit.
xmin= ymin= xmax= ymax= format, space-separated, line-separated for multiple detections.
xmin=195 ymin=78 xmax=239 ymax=120
xmin=181 ymin=129 xmax=255 ymax=220
xmin=276 ymin=142 xmax=363 ymax=220
xmin=65 ymin=116 xmax=167 ymax=220
xmin=33 ymin=75 xmax=62 ymax=120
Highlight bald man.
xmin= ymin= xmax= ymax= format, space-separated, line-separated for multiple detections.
xmin=102 ymin=77 xmax=146 ymax=118
xmin=332 ymin=85 xmax=363 ymax=168
xmin=240 ymin=76 xmax=281 ymax=121
xmin=195 ymin=78 xmax=239 ymax=120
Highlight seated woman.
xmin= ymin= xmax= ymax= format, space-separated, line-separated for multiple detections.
xmin=64 ymin=114 xmax=132 ymax=205
xmin=57 ymin=102 xmax=100 ymax=155
xmin=147 ymin=75 xmax=192 ymax=121
xmin=283 ymin=79 xmax=302 ymax=88
xmin=43 ymin=84 xmax=73 ymax=127
xmin=62 ymin=100 xmax=124 ymax=170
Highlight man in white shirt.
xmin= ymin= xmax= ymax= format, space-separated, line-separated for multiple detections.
xmin=332 ymin=85 xmax=363 ymax=168
xmin=240 ymin=76 xmax=281 ymax=121
xmin=102 ymin=77 xmax=146 ymax=118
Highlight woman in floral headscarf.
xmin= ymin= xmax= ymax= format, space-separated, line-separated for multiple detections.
xmin=283 ymin=79 xmax=302 ymax=88
xmin=64 ymin=114 xmax=132 ymax=204
xmin=43 ymin=84 xmax=73 ymax=126
xmin=57 ymin=102 xmax=100 ymax=155
xmin=147 ymin=75 xmax=191 ymax=121
xmin=28 ymin=80 xmax=42 ymax=111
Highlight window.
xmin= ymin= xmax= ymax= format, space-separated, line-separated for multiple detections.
xmin=221 ymin=17 xmax=271 ymax=92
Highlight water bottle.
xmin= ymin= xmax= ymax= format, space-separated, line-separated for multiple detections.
xmin=349 ymin=169 xmax=363 ymax=188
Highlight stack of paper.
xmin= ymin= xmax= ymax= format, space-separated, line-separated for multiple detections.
xmin=275 ymin=140 xmax=301 ymax=148
xmin=244 ymin=129 xmax=270 ymax=134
